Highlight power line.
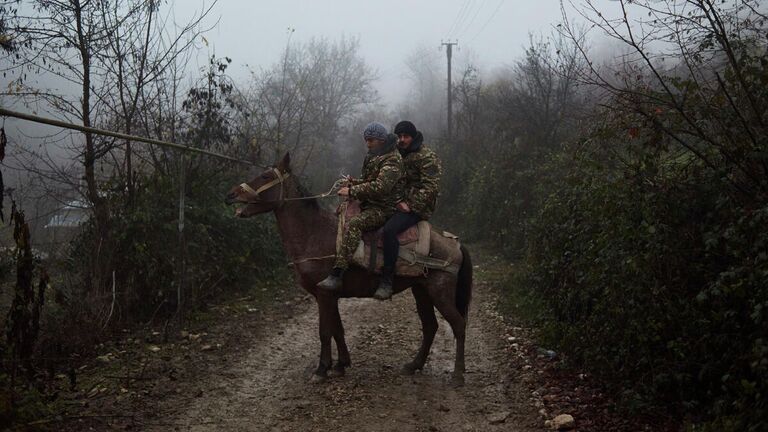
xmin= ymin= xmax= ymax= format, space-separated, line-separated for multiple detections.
xmin=0 ymin=108 xmax=258 ymax=166
xmin=446 ymin=0 xmax=473 ymax=39
xmin=468 ymin=0 xmax=505 ymax=44
xmin=455 ymin=0 xmax=487 ymax=40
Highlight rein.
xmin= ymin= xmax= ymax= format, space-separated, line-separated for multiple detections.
xmin=239 ymin=168 xmax=345 ymax=204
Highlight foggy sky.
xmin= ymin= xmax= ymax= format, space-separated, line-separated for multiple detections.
xmin=0 ymin=0 xmax=627 ymax=171
xmin=177 ymin=0 xmax=625 ymax=105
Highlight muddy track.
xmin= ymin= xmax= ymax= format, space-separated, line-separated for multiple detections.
xmin=51 ymin=270 xmax=544 ymax=432
xmin=47 ymin=250 xmax=679 ymax=432
xmin=130 ymin=277 xmax=542 ymax=432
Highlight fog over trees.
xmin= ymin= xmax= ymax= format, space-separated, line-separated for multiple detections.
xmin=1 ymin=1 xmax=767 ymax=430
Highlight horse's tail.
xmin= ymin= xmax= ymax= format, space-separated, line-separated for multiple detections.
xmin=456 ymin=244 xmax=473 ymax=319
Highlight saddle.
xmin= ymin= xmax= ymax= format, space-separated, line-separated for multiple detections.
xmin=339 ymin=201 xmax=462 ymax=277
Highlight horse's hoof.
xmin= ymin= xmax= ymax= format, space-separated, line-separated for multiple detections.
xmin=401 ymin=363 xmax=421 ymax=376
xmin=309 ymin=374 xmax=327 ymax=384
xmin=450 ymin=373 xmax=465 ymax=387
xmin=327 ymin=367 xmax=345 ymax=378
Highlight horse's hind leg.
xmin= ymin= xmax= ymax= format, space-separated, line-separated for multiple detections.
xmin=402 ymin=286 xmax=438 ymax=375
xmin=428 ymin=278 xmax=466 ymax=386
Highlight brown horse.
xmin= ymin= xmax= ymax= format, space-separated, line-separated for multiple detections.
xmin=225 ymin=153 xmax=473 ymax=385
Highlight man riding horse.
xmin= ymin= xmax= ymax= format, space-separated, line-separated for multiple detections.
xmin=377 ymin=120 xmax=442 ymax=300
xmin=317 ymin=122 xmax=405 ymax=297
xmin=225 ymin=126 xmax=470 ymax=384
xmin=317 ymin=120 xmax=443 ymax=302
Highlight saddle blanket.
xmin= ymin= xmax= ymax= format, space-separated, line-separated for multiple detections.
xmin=340 ymin=201 xmax=462 ymax=277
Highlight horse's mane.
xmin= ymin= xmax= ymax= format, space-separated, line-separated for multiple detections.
xmin=293 ymin=175 xmax=320 ymax=210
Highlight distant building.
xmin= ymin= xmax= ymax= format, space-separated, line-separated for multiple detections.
xmin=44 ymin=199 xmax=90 ymax=254
xmin=45 ymin=199 xmax=90 ymax=228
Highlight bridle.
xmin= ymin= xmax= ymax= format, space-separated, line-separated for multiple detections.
xmin=237 ymin=166 xmax=343 ymax=266
xmin=239 ymin=167 xmax=291 ymax=203
xmin=238 ymin=167 xmax=345 ymax=204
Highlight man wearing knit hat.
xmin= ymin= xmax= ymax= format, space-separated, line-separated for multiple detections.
xmin=317 ymin=122 xmax=405 ymax=292
xmin=373 ymin=120 xmax=442 ymax=300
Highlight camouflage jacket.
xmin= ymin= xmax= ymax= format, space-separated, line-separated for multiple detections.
xmin=349 ymin=135 xmax=405 ymax=211
xmin=399 ymin=132 xmax=442 ymax=220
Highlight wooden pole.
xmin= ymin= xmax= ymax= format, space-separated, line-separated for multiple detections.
xmin=176 ymin=154 xmax=186 ymax=325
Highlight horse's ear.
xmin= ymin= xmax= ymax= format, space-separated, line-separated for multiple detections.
xmin=278 ymin=152 xmax=291 ymax=172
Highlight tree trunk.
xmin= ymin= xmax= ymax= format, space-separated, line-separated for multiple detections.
xmin=75 ymin=0 xmax=110 ymax=292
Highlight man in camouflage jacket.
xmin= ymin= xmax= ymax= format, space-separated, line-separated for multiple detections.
xmin=374 ymin=120 xmax=442 ymax=300
xmin=317 ymin=122 xmax=405 ymax=292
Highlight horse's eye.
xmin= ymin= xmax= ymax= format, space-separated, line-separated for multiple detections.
xmin=261 ymin=174 xmax=271 ymax=180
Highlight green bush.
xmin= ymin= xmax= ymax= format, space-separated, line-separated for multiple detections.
xmin=430 ymin=3 xmax=768 ymax=427
xmin=66 ymin=170 xmax=285 ymax=321
xmin=519 ymin=142 xmax=768 ymax=430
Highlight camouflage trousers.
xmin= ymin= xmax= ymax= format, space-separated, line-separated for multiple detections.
xmin=334 ymin=207 xmax=392 ymax=270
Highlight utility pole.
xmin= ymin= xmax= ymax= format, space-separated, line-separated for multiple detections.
xmin=441 ymin=40 xmax=458 ymax=139
xmin=176 ymin=154 xmax=187 ymax=325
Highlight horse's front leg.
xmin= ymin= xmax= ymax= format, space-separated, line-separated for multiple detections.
xmin=312 ymin=293 xmax=336 ymax=383
xmin=329 ymin=300 xmax=350 ymax=377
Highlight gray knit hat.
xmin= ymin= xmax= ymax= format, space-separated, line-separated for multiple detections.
xmin=363 ymin=122 xmax=388 ymax=141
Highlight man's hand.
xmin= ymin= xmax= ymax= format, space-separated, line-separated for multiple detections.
xmin=338 ymin=186 xmax=350 ymax=197
xmin=397 ymin=201 xmax=411 ymax=213
xmin=342 ymin=175 xmax=354 ymax=186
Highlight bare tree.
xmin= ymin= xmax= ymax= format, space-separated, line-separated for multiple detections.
xmin=243 ymin=36 xmax=377 ymax=179
xmin=4 ymin=0 xmax=214 ymax=201
xmin=1 ymin=0 xmax=216 ymax=292
xmin=0 ymin=0 xmax=19 ymax=52
xmin=397 ymin=45 xmax=446 ymax=139
xmin=96 ymin=0 xmax=215 ymax=203
xmin=559 ymin=0 xmax=768 ymax=197
xmin=453 ymin=65 xmax=483 ymax=141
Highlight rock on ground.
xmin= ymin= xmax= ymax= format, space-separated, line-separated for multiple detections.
xmin=552 ymin=414 xmax=576 ymax=430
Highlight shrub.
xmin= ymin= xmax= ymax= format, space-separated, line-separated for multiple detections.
xmin=520 ymin=140 xmax=768 ymax=430
xmin=66 ymin=170 xmax=285 ymax=322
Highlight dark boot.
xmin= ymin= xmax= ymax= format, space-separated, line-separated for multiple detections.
xmin=373 ymin=267 xmax=394 ymax=300
xmin=318 ymin=267 xmax=344 ymax=291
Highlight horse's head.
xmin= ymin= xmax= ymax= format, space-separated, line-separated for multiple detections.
xmin=225 ymin=152 xmax=292 ymax=218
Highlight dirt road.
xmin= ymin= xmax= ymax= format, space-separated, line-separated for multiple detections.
xmin=148 ymin=282 xmax=540 ymax=431
xmin=55 ymin=266 xmax=545 ymax=432
xmin=49 ymin=250 xmax=677 ymax=432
